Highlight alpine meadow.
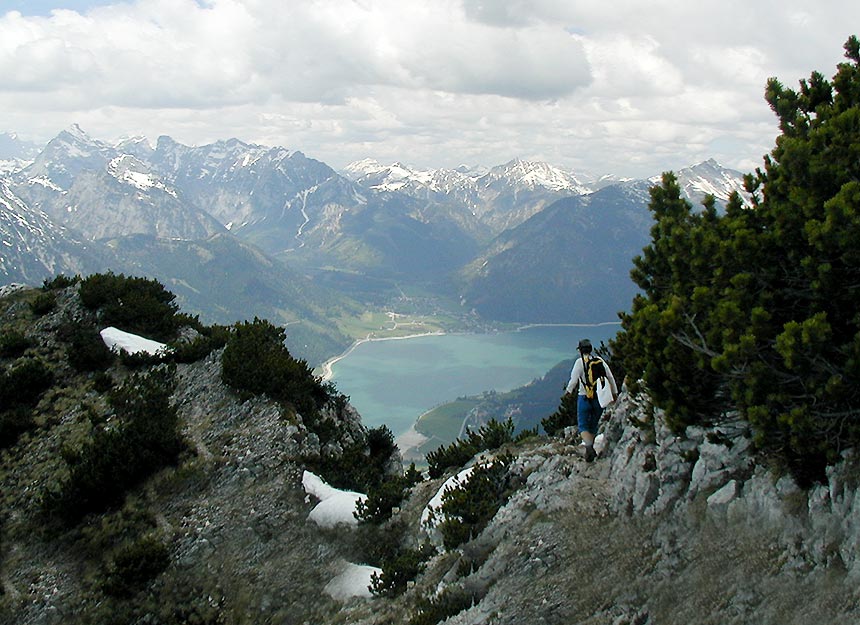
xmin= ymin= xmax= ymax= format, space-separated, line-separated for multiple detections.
xmin=1 ymin=25 xmax=860 ymax=625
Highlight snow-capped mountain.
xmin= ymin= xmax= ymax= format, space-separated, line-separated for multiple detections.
xmin=481 ymin=158 xmax=592 ymax=195
xmin=0 ymin=124 xmax=751 ymax=333
xmin=343 ymin=157 xmax=594 ymax=239
xmin=0 ymin=181 xmax=113 ymax=283
xmin=11 ymin=131 xmax=224 ymax=242
xmin=0 ymin=132 xmax=41 ymax=175
xmin=148 ymin=136 xmax=342 ymax=237
xmin=652 ymin=158 xmax=748 ymax=205
xmin=344 ymin=157 xmax=590 ymax=196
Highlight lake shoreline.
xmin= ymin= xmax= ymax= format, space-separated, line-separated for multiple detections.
xmin=322 ymin=321 xmax=622 ymax=460
xmin=318 ymin=320 xmax=622 ymax=382
xmin=317 ymin=329 xmax=447 ymax=382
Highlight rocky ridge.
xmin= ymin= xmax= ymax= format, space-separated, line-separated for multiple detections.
xmin=1 ymin=285 xmax=857 ymax=624
xmin=334 ymin=392 xmax=860 ymax=625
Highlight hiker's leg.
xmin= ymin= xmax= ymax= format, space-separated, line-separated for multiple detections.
xmin=577 ymin=395 xmax=597 ymax=445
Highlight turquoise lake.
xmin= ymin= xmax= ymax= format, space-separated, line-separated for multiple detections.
xmin=327 ymin=323 xmax=621 ymax=436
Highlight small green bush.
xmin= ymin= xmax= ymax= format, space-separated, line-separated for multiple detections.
xmin=29 ymin=292 xmax=56 ymax=316
xmin=92 ymin=372 xmax=115 ymax=394
xmin=541 ymin=391 xmax=577 ymax=436
xmin=42 ymin=274 xmax=80 ymax=290
xmin=44 ymin=367 xmax=182 ymax=524
xmin=426 ymin=419 xmax=515 ymax=479
xmin=168 ymin=329 xmax=229 ymax=363
xmin=79 ymin=273 xmax=181 ymax=342
xmin=221 ymin=318 xmax=327 ymax=415
xmin=0 ymin=358 xmax=54 ymax=409
xmin=0 ymin=331 xmax=33 ymax=358
xmin=64 ymin=325 xmax=114 ymax=372
xmin=408 ymin=587 xmax=476 ymax=625
xmin=437 ymin=454 xmax=516 ymax=550
xmin=0 ymin=359 xmax=53 ymax=448
xmin=101 ymin=533 xmax=171 ymax=598
xmin=119 ymin=349 xmax=167 ymax=369
xmin=306 ymin=425 xmax=399 ymax=493
xmin=0 ymin=406 xmax=36 ymax=449
xmin=370 ymin=543 xmax=435 ymax=598
xmin=355 ymin=463 xmax=424 ymax=524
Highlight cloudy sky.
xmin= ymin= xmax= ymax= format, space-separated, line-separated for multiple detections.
xmin=1 ymin=0 xmax=857 ymax=178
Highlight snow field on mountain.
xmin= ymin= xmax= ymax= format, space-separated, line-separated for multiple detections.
xmin=99 ymin=326 xmax=170 ymax=356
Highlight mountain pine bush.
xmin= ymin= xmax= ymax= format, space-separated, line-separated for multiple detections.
xmin=613 ymin=36 xmax=860 ymax=484
xmin=426 ymin=418 xmax=515 ymax=479
xmin=0 ymin=358 xmax=54 ymax=448
xmin=79 ymin=272 xmax=186 ymax=342
xmin=437 ymin=453 xmax=516 ymax=550
xmin=221 ymin=317 xmax=326 ymax=416
xmin=44 ymin=366 xmax=183 ymax=524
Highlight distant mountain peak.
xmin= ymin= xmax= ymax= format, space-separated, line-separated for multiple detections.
xmin=484 ymin=158 xmax=591 ymax=194
xmin=648 ymin=159 xmax=749 ymax=204
xmin=116 ymin=135 xmax=153 ymax=149
xmin=63 ymin=123 xmax=92 ymax=143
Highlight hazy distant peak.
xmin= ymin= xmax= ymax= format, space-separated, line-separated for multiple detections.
xmin=115 ymin=135 xmax=153 ymax=151
xmin=484 ymin=158 xmax=591 ymax=194
xmin=644 ymin=159 xmax=748 ymax=205
xmin=342 ymin=158 xmax=384 ymax=176
xmin=64 ymin=123 xmax=90 ymax=142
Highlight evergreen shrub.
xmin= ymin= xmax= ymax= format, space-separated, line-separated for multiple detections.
xmin=0 ymin=359 xmax=53 ymax=447
xmin=0 ymin=331 xmax=32 ymax=358
xmin=221 ymin=318 xmax=326 ymax=416
xmin=101 ymin=533 xmax=171 ymax=598
xmin=64 ymin=324 xmax=115 ymax=372
xmin=0 ymin=358 xmax=54 ymax=407
xmin=370 ymin=542 xmax=435 ymax=597
xmin=355 ymin=462 xmax=424 ymax=524
xmin=79 ymin=272 xmax=181 ymax=342
xmin=44 ymin=366 xmax=182 ymax=524
xmin=426 ymin=419 xmax=515 ymax=479
xmin=29 ymin=291 xmax=57 ymax=315
xmin=541 ymin=391 xmax=577 ymax=436
xmin=613 ymin=36 xmax=860 ymax=484
xmin=408 ymin=587 xmax=476 ymax=625
xmin=42 ymin=274 xmax=80 ymax=290
xmin=437 ymin=454 xmax=516 ymax=550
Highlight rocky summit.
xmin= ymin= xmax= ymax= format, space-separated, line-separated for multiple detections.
xmin=1 ymin=283 xmax=857 ymax=625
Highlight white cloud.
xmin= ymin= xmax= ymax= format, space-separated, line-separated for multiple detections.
xmin=0 ymin=0 xmax=857 ymax=177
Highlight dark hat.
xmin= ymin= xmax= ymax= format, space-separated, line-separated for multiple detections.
xmin=577 ymin=339 xmax=593 ymax=352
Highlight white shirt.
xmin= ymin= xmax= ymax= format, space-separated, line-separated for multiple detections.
xmin=565 ymin=354 xmax=618 ymax=397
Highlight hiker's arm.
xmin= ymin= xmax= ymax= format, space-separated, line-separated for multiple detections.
xmin=565 ymin=359 xmax=583 ymax=395
xmin=606 ymin=363 xmax=619 ymax=397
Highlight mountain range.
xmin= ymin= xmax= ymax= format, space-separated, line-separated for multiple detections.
xmin=0 ymin=125 xmax=748 ymax=362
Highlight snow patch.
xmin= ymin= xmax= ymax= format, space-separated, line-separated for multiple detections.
xmin=99 ymin=326 xmax=170 ymax=356
xmin=302 ymin=470 xmax=366 ymax=528
xmin=28 ymin=176 xmax=63 ymax=192
xmin=421 ymin=465 xmax=476 ymax=533
xmin=324 ymin=561 xmax=380 ymax=600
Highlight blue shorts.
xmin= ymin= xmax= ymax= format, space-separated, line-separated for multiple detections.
xmin=577 ymin=395 xmax=603 ymax=435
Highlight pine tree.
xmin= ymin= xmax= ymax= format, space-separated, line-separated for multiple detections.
xmin=614 ymin=36 xmax=860 ymax=483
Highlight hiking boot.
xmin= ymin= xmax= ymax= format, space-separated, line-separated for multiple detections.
xmin=584 ymin=445 xmax=596 ymax=463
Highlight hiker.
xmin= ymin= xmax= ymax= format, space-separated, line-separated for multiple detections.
xmin=565 ymin=339 xmax=618 ymax=462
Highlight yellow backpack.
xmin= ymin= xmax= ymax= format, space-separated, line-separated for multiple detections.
xmin=582 ymin=355 xmax=607 ymax=400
